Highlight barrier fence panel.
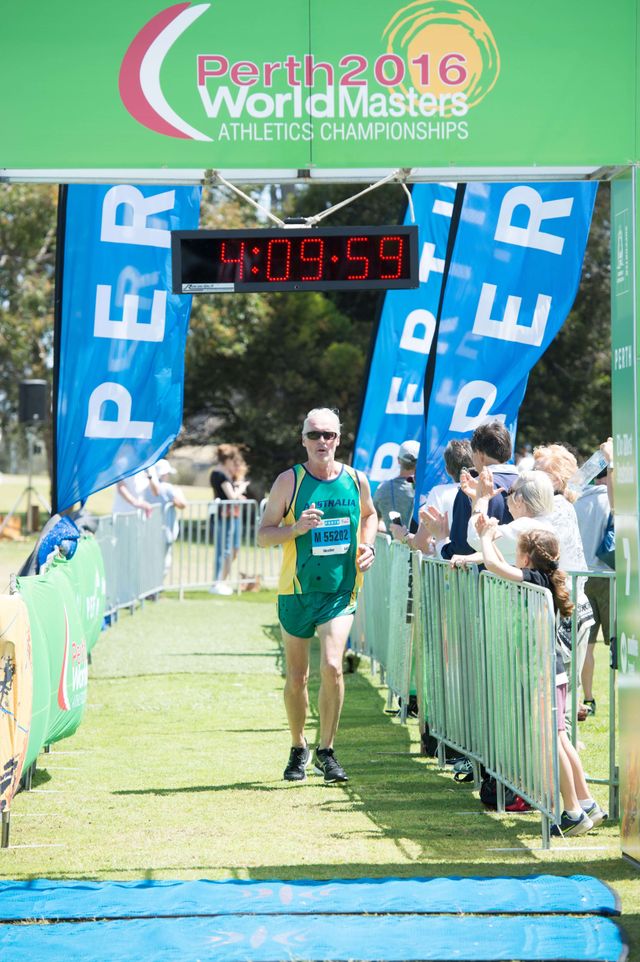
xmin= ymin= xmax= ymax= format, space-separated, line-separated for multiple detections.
xmin=351 ymin=591 xmax=367 ymax=659
xmin=411 ymin=551 xmax=427 ymax=740
xmin=384 ymin=542 xmax=413 ymax=716
xmin=417 ymin=559 xmax=483 ymax=763
xmin=480 ymin=573 xmax=560 ymax=844
xmin=165 ymin=500 xmax=281 ymax=594
xmin=94 ymin=515 xmax=117 ymax=616
xmin=360 ymin=535 xmax=393 ymax=675
xmin=414 ymin=556 xmax=561 ymax=846
xmin=95 ymin=507 xmax=166 ymax=615
xmin=420 ymin=558 xmax=447 ymax=754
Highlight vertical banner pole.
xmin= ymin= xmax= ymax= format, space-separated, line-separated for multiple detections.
xmin=51 ymin=184 xmax=68 ymax=517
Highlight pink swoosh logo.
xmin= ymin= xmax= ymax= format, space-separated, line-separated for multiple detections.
xmin=119 ymin=2 xmax=212 ymax=141
xmin=57 ymin=608 xmax=71 ymax=711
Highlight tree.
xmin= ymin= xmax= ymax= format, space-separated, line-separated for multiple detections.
xmin=0 ymin=179 xmax=614 ymax=488
xmin=0 ymin=184 xmax=57 ymax=470
xmin=182 ymin=184 xmax=386 ymax=487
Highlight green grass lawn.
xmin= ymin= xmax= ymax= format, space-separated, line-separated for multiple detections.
xmin=1 ymin=591 xmax=638 ymax=952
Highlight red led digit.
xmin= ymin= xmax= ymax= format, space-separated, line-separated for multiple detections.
xmin=345 ymin=236 xmax=370 ymax=279
xmin=299 ymin=237 xmax=325 ymax=280
xmin=266 ymin=238 xmax=291 ymax=281
xmin=379 ymin=236 xmax=404 ymax=279
xmin=220 ymin=240 xmax=245 ymax=279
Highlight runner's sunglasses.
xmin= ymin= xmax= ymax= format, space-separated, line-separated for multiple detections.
xmin=305 ymin=430 xmax=338 ymax=441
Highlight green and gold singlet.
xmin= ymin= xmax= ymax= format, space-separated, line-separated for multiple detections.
xmin=278 ymin=463 xmax=363 ymax=602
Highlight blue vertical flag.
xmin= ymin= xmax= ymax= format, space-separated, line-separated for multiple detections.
xmin=54 ymin=184 xmax=201 ymax=512
xmin=413 ymin=181 xmax=598 ymax=512
xmin=353 ymin=184 xmax=456 ymax=491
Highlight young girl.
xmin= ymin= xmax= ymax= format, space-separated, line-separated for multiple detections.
xmin=475 ymin=514 xmax=606 ymax=837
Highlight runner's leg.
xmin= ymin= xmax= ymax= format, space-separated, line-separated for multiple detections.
xmin=317 ymin=614 xmax=354 ymax=750
xmin=281 ymin=629 xmax=311 ymax=748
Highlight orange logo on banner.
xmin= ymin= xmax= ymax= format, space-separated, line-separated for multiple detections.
xmin=383 ymin=0 xmax=500 ymax=116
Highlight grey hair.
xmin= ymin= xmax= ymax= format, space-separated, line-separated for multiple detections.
xmin=510 ymin=470 xmax=555 ymax=517
xmin=302 ymin=408 xmax=341 ymax=434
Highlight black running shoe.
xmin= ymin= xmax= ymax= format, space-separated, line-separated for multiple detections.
xmin=314 ymin=747 xmax=348 ymax=783
xmin=283 ymin=742 xmax=311 ymax=781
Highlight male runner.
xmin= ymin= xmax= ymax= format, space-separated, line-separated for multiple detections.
xmin=258 ymin=408 xmax=377 ymax=783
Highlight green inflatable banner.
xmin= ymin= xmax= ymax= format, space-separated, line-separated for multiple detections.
xmin=16 ymin=538 xmax=106 ymax=769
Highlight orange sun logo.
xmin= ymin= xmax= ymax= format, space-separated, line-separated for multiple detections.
xmin=383 ymin=0 xmax=500 ymax=115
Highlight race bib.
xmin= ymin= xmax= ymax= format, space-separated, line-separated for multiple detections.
xmin=311 ymin=517 xmax=351 ymax=555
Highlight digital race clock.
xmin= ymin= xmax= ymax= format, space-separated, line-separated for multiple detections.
xmin=171 ymin=226 xmax=418 ymax=293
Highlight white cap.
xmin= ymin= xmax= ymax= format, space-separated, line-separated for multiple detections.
xmin=398 ymin=440 xmax=420 ymax=464
xmin=155 ymin=458 xmax=176 ymax=477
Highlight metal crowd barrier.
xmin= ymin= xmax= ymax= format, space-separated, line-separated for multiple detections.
xmin=354 ymin=534 xmax=393 ymax=679
xmin=480 ymin=570 xmax=560 ymax=847
xmin=94 ymin=506 xmax=166 ymax=616
xmin=384 ymin=541 xmax=413 ymax=715
xmin=412 ymin=555 xmax=560 ymax=846
xmin=164 ymin=500 xmax=282 ymax=595
xmin=94 ymin=498 xmax=284 ymax=611
xmin=417 ymin=557 xmax=486 ymax=775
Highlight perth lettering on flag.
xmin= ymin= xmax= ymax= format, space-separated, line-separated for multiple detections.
xmin=353 ymin=184 xmax=455 ymax=490
xmin=54 ymin=185 xmax=202 ymax=512
xmin=413 ymin=181 xmax=598 ymax=508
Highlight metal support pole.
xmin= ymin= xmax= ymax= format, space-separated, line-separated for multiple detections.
xmin=541 ymin=814 xmax=551 ymax=851
xmin=610 ymin=630 xmax=620 ymax=820
xmin=1 ymin=811 xmax=10 ymax=848
xmin=25 ymin=430 xmax=33 ymax=533
xmin=22 ymin=762 xmax=34 ymax=791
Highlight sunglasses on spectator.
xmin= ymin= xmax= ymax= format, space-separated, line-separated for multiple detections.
xmin=305 ymin=430 xmax=338 ymax=441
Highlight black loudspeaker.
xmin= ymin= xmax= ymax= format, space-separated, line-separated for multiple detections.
xmin=18 ymin=379 xmax=48 ymax=424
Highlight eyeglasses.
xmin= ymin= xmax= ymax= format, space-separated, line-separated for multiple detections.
xmin=305 ymin=431 xmax=338 ymax=441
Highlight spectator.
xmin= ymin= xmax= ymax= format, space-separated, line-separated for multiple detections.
xmin=475 ymin=517 xmax=606 ymax=836
xmin=439 ymin=421 xmax=519 ymax=560
xmin=391 ymin=439 xmax=473 ymax=554
xmin=460 ymin=469 xmax=555 ymax=565
xmin=210 ymin=444 xmax=248 ymax=595
xmin=574 ymin=438 xmax=615 ymax=715
xmin=533 ymin=443 xmax=594 ymax=717
xmin=112 ymin=467 xmax=158 ymax=517
xmin=372 ymin=440 xmax=419 ymax=530
xmin=147 ymin=458 xmax=187 ymax=571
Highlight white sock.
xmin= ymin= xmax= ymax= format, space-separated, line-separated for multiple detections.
xmin=566 ymin=808 xmax=583 ymax=819
xmin=579 ymin=798 xmax=595 ymax=809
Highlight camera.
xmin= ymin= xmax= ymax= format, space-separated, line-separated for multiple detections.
xmin=388 ymin=511 xmax=402 ymax=525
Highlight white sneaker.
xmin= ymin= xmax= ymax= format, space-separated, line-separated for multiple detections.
xmin=209 ymin=583 xmax=233 ymax=595
xmin=582 ymin=801 xmax=607 ymax=827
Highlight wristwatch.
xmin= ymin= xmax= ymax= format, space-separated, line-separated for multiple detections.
xmin=364 ymin=542 xmax=377 ymax=556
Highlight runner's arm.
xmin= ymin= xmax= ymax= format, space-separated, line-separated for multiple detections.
xmin=257 ymin=472 xmax=323 ymax=547
xmin=356 ymin=473 xmax=378 ymax=572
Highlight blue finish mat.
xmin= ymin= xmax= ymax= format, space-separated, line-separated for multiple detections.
xmin=0 ymin=875 xmax=620 ymax=919
xmin=0 ymin=914 xmax=626 ymax=961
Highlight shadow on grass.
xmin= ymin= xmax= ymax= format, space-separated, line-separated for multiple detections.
xmin=170 ymin=652 xmax=277 ymax=658
xmin=251 ymin=619 xmax=540 ymax=861
xmin=262 ymin=622 xmax=285 ymax=674
xmin=113 ymin=782 xmax=285 ymax=796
